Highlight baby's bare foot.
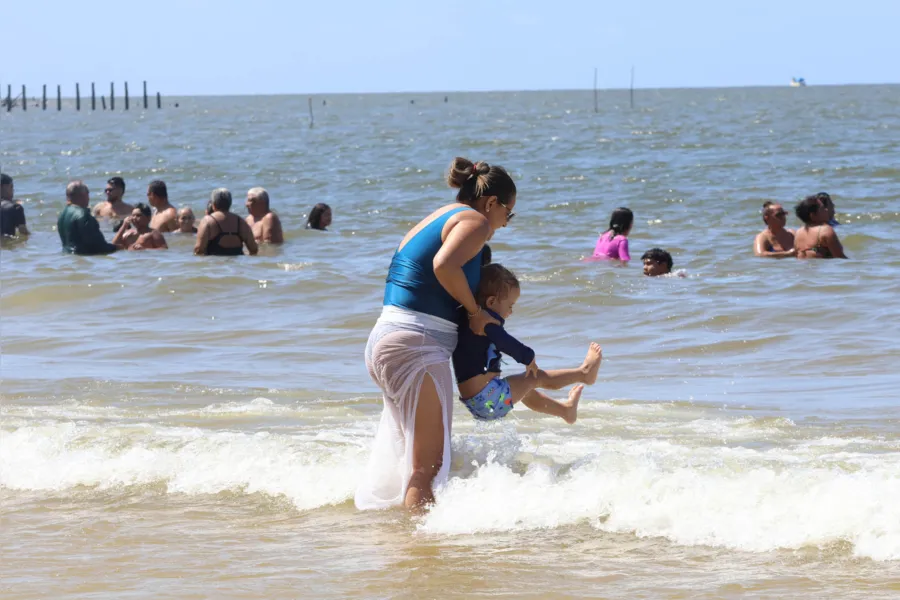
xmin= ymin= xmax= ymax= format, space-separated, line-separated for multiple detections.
xmin=562 ymin=384 xmax=583 ymax=424
xmin=581 ymin=343 xmax=603 ymax=385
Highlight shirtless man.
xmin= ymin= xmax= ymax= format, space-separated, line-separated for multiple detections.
xmin=754 ymin=201 xmax=796 ymax=258
xmin=93 ymin=177 xmax=133 ymax=220
xmin=112 ymin=203 xmax=168 ymax=250
xmin=147 ymin=180 xmax=178 ymax=232
xmin=176 ymin=207 xmax=198 ymax=233
xmin=245 ymin=187 xmax=284 ymax=243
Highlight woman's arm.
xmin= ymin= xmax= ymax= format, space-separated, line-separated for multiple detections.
xmin=618 ymin=237 xmax=631 ymax=261
xmin=433 ymin=217 xmax=490 ymax=317
xmin=194 ymin=218 xmax=210 ymax=255
xmin=824 ymin=227 xmax=847 ymax=259
xmin=240 ymin=219 xmax=259 ymax=255
xmin=111 ymin=216 xmax=133 ymax=249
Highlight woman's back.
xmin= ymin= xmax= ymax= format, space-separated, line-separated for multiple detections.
xmin=384 ymin=205 xmax=483 ymax=322
xmin=795 ymin=224 xmax=842 ymax=259
xmin=593 ymin=230 xmax=630 ymax=260
xmin=205 ymin=212 xmax=246 ymax=256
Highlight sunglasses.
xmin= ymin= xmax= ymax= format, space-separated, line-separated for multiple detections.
xmin=500 ymin=202 xmax=515 ymax=222
xmin=179 ymin=216 xmax=194 ymax=222
xmin=774 ymin=210 xmax=788 ymax=217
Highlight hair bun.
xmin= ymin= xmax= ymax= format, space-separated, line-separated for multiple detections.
xmin=447 ymin=157 xmax=476 ymax=189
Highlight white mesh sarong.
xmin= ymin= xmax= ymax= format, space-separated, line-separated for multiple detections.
xmin=355 ymin=307 xmax=458 ymax=510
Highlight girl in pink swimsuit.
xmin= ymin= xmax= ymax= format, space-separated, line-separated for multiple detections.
xmin=592 ymin=207 xmax=633 ymax=260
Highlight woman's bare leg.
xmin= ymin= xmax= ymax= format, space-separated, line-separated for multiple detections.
xmin=405 ymin=374 xmax=444 ymax=512
xmin=520 ymin=385 xmax=584 ymax=424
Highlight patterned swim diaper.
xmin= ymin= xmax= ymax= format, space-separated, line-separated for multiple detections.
xmin=461 ymin=377 xmax=514 ymax=421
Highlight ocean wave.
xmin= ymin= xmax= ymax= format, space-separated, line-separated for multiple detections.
xmin=3 ymin=415 xmax=898 ymax=561
xmin=423 ymin=447 xmax=900 ymax=562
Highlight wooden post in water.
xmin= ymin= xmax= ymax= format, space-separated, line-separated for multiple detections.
xmin=22 ymin=85 xmax=26 ymax=111
xmin=143 ymin=81 xmax=148 ymax=109
xmin=57 ymin=85 xmax=61 ymax=111
xmin=593 ymin=67 xmax=599 ymax=113
xmin=156 ymin=92 xmax=161 ymax=109
xmin=101 ymin=96 xmax=107 ymax=110
xmin=5 ymin=85 xmax=11 ymax=112
xmin=125 ymin=82 xmax=129 ymax=110
xmin=629 ymin=66 xmax=635 ymax=110
xmin=42 ymin=85 xmax=47 ymax=110
xmin=76 ymin=83 xmax=81 ymax=111
xmin=91 ymin=83 xmax=96 ymax=110
xmin=110 ymin=82 xmax=115 ymax=110
xmin=308 ymin=97 xmax=314 ymax=128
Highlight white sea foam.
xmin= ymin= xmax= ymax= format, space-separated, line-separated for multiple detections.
xmin=425 ymin=437 xmax=900 ymax=562
xmin=3 ymin=406 xmax=899 ymax=561
xmin=0 ymin=420 xmax=368 ymax=511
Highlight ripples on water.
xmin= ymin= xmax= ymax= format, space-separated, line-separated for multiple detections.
xmin=2 ymin=86 xmax=899 ymax=597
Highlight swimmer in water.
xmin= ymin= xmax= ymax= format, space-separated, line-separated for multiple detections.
xmin=592 ymin=207 xmax=633 ymax=260
xmin=453 ymin=264 xmax=603 ymax=424
xmin=641 ymin=248 xmax=673 ymax=276
xmin=794 ymin=195 xmax=846 ymax=259
xmin=754 ymin=201 xmax=796 ymax=258
xmin=111 ymin=203 xmax=168 ymax=250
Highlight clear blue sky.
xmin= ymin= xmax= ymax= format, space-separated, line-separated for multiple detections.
xmin=5 ymin=0 xmax=898 ymax=95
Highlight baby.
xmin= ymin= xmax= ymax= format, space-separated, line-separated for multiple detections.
xmin=453 ymin=264 xmax=603 ymax=423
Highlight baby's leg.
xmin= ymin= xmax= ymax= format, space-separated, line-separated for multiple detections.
xmin=535 ymin=343 xmax=603 ymax=390
xmin=520 ymin=386 xmax=583 ymax=425
xmin=506 ymin=375 xmax=583 ymax=424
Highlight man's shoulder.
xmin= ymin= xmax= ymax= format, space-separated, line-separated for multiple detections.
xmin=263 ymin=212 xmax=281 ymax=223
xmin=63 ymin=204 xmax=89 ymax=217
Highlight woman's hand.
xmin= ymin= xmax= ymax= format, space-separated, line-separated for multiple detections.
xmin=468 ymin=308 xmax=499 ymax=336
xmin=525 ymin=359 xmax=539 ymax=379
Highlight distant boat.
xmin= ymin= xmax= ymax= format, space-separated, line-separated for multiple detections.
xmin=790 ymin=77 xmax=807 ymax=87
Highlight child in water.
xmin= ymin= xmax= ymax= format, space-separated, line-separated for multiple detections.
xmin=592 ymin=207 xmax=633 ymax=260
xmin=453 ymin=264 xmax=603 ymax=423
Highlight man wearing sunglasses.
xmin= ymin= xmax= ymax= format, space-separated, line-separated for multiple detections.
xmin=754 ymin=201 xmax=796 ymax=258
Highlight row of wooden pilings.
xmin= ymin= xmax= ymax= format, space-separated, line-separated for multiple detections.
xmin=3 ymin=82 xmax=162 ymax=112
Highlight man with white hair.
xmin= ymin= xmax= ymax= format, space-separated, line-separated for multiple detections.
xmin=245 ymin=187 xmax=284 ymax=244
xmin=58 ymin=180 xmax=117 ymax=254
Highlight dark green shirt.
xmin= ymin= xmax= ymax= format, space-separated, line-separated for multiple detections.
xmin=57 ymin=204 xmax=116 ymax=255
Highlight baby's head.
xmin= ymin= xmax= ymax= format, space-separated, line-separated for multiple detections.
xmin=641 ymin=248 xmax=673 ymax=276
xmin=476 ymin=264 xmax=520 ymax=320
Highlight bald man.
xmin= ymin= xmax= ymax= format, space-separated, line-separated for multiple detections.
xmin=245 ymin=187 xmax=284 ymax=244
xmin=58 ymin=181 xmax=117 ymax=255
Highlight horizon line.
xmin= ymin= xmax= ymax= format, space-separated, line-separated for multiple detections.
xmin=10 ymin=81 xmax=898 ymax=101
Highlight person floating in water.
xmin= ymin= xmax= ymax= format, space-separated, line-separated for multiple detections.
xmin=93 ymin=177 xmax=134 ymax=221
xmin=111 ymin=203 xmax=168 ymax=250
xmin=794 ymin=195 xmax=846 ymax=259
xmin=754 ymin=201 xmax=796 ymax=258
xmin=306 ymin=203 xmax=332 ymax=230
xmin=1 ymin=173 xmax=29 ymax=238
xmin=592 ymin=207 xmax=633 ymax=260
xmin=641 ymin=248 xmax=673 ymax=276
xmin=453 ymin=264 xmax=603 ymax=423
xmin=245 ymin=187 xmax=284 ymax=244
xmin=816 ymin=192 xmax=840 ymax=227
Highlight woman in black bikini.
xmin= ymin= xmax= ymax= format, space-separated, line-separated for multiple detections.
xmin=793 ymin=195 xmax=847 ymax=259
xmin=194 ymin=188 xmax=259 ymax=256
